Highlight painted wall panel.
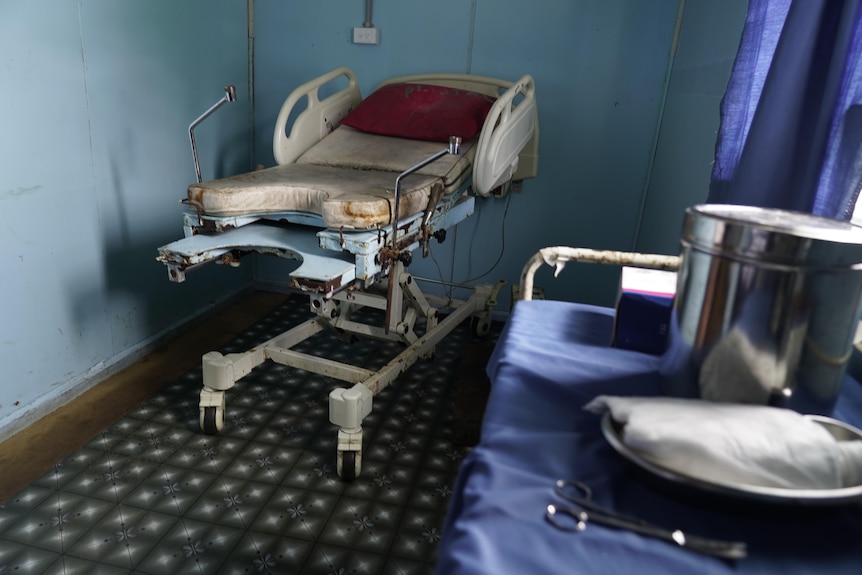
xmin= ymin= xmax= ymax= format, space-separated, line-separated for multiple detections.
xmin=457 ymin=0 xmax=681 ymax=306
xmin=635 ymin=0 xmax=747 ymax=255
xmin=252 ymin=0 xmax=475 ymax=168
xmin=0 ymin=1 xmax=251 ymax=438
xmin=252 ymin=0 xmax=685 ymax=307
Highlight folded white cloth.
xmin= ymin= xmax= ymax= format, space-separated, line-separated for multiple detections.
xmin=584 ymin=395 xmax=862 ymax=490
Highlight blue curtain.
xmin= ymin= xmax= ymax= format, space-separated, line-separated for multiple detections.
xmin=709 ymin=0 xmax=862 ymax=219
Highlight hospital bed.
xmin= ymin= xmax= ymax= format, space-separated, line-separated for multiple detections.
xmin=157 ymin=67 xmax=538 ymax=480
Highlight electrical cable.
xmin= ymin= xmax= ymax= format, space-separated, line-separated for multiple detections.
xmin=459 ymin=189 xmax=513 ymax=285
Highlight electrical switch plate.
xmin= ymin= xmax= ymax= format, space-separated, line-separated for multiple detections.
xmin=353 ymin=26 xmax=379 ymax=45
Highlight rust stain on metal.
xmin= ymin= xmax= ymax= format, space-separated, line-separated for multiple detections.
xmin=396 ymin=235 xmax=416 ymax=251
xmin=195 ymin=219 xmax=236 ymax=234
xmin=540 ymin=247 xmax=680 ymax=271
xmin=291 ymin=276 xmax=343 ymax=294
xmin=219 ymin=252 xmax=242 ymax=266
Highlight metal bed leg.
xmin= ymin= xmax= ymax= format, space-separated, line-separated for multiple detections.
xmin=200 ymin=348 xmax=266 ymax=434
xmin=327 ymin=285 xmax=491 ymax=479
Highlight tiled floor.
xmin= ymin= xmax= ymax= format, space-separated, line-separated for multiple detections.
xmin=0 ymin=295 xmax=482 ymax=574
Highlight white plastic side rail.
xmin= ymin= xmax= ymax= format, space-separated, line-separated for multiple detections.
xmin=519 ymin=246 xmax=681 ymax=301
xmin=273 ymin=67 xmax=362 ymax=166
xmin=474 ymin=74 xmax=536 ymax=196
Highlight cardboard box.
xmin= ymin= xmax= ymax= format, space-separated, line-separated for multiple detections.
xmin=612 ymin=266 xmax=677 ymax=355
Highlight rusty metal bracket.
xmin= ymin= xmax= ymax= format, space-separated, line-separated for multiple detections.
xmin=518 ymin=247 xmax=681 ymax=302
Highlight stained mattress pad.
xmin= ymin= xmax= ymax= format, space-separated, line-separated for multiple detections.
xmin=187 ymin=126 xmax=476 ymax=230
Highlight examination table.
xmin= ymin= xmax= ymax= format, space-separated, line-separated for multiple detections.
xmin=157 ymin=67 xmax=538 ymax=480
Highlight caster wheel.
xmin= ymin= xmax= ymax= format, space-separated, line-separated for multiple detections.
xmin=338 ymin=450 xmax=360 ymax=481
xmin=200 ymin=405 xmax=224 ymax=435
xmin=470 ymin=315 xmax=491 ymax=339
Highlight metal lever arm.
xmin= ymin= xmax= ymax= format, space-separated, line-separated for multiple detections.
xmin=189 ymin=85 xmax=237 ymax=183
xmin=391 ymin=136 xmax=461 ymax=250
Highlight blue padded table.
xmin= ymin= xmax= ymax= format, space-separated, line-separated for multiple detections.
xmin=436 ymin=300 xmax=862 ymax=575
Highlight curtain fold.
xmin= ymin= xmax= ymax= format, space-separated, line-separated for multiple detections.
xmin=708 ymin=0 xmax=862 ymax=219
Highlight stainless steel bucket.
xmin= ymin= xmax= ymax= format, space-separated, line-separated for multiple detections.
xmin=660 ymin=204 xmax=862 ymax=415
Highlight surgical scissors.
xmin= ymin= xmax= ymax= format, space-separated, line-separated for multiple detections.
xmin=545 ymin=479 xmax=748 ymax=560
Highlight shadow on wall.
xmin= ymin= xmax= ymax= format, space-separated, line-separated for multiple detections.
xmin=66 ymin=126 xmax=255 ymax=358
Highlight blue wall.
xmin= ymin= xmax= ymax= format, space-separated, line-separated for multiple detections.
xmin=0 ymin=1 xmax=251 ymax=438
xmin=252 ymin=0 xmax=746 ymax=308
xmin=636 ymin=0 xmax=748 ymax=255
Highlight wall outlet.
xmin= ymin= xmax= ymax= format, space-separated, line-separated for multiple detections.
xmin=353 ymin=26 xmax=379 ymax=45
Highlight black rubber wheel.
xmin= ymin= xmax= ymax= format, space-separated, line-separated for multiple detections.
xmin=470 ymin=316 xmax=490 ymax=339
xmin=202 ymin=407 xmax=220 ymax=435
xmin=340 ymin=451 xmax=357 ymax=482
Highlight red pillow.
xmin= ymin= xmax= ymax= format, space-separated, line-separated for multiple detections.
xmin=341 ymin=82 xmax=496 ymax=143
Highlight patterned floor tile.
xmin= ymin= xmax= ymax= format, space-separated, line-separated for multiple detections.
xmin=30 ymin=448 xmax=106 ymax=492
xmin=0 ymin=484 xmax=56 ymax=533
xmin=82 ymin=418 xmax=148 ymax=452
xmin=43 ymin=555 xmax=139 ymax=575
xmin=301 ymin=543 xmax=388 ymax=575
xmin=218 ymin=439 xmax=303 ymax=484
xmin=279 ymin=451 xmax=349 ymax=495
xmin=214 ymin=530 xmax=315 ymax=574
xmin=301 ymin=423 xmax=340 ymax=455
xmin=381 ymin=556 xmax=437 ymax=575
xmin=134 ymin=517 xmax=245 ymax=573
xmin=181 ymin=476 xmax=279 ymax=530
xmin=388 ymin=507 xmax=448 ymax=563
xmin=159 ymin=434 xmax=249 ymax=474
xmin=63 ymin=452 xmax=160 ymax=503
xmin=215 ymin=403 xmax=282 ymax=442
xmin=250 ymin=486 xmax=340 ymax=540
xmin=63 ymin=504 xmax=179 ymax=568
xmin=147 ymin=397 xmax=201 ymax=432
xmin=417 ymin=437 xmax=468 ymax=475
xmin=0 ymin=296 xmax=496 ymax=574
xmin=108 ymin=420 xmax=195 ymax=464
xmin=342 ymin=459 xmax=418 ymax=506
xmin=1 ymin=490 xmax=116 ymax=553
xmin=251 ymin=411 xmax=329 ymax=450
xmin=317 ymin=496 xmax=403 ymax=554
xmin=363 ymin=427 xmax=431 ymax=467
xmin=121 ymin=463 xmax=218 ymax=516
xmin=405 ymin=469 xmax=457 ymax=511
xmin=0 ymin=538 xmax=61 ymax=574
xmin=365 ymin=400 xmax=438 ymax=435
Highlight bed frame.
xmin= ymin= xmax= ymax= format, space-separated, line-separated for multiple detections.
xmin=157 ymin=67 xmax=538 ymax=479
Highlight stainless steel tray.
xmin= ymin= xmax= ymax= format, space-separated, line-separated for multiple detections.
xmin=601 ymin=412 xmax=862 ymax=505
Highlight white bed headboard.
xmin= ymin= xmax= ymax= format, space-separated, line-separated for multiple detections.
xmin=379 ymin=72 xmax=539 ymax=194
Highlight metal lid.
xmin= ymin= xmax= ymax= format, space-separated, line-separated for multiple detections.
xmin=680 ymin=204 xmax=862 ymax=269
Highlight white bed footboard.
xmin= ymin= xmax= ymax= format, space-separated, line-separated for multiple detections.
xmin=273 ymin=67 xmax=362 ymax=166
xmin=474 ymin=74 xmax=537 ymax=197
